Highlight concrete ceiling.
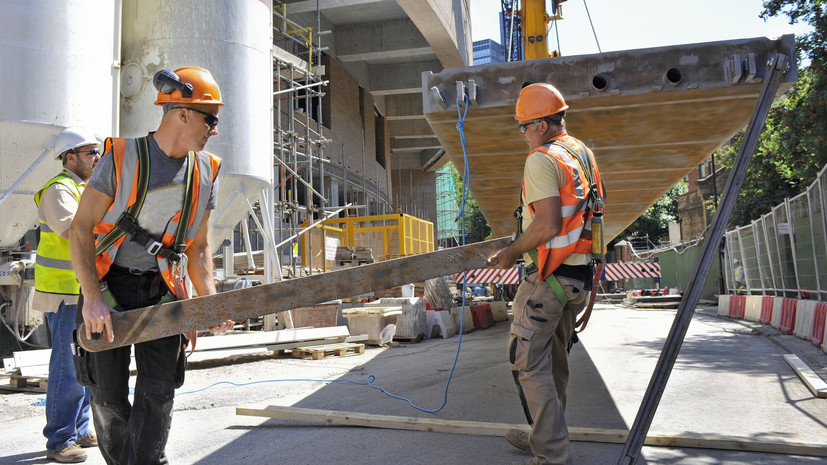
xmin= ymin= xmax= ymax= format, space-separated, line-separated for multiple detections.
xmin=281 ymin=0 xmax=471 ymax=170
xmin=422 ymin=36 xmax=797 ymax=241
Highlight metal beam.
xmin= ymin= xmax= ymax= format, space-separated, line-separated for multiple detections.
xmin=77 ymin=237 xmax=511 ymax=352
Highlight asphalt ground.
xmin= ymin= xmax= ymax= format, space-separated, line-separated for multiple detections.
xmin=2 ymin=303 xmax=826 ymax=465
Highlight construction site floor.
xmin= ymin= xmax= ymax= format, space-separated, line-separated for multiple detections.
xmin=2 ymin=304 xmax=826 ymax=464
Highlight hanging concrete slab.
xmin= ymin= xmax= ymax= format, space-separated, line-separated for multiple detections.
xmin=422 ymin=35 xmax=797 ymax=241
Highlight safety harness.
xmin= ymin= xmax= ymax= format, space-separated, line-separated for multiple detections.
xmin=515 ymin=139 xmax=604 ymax=330
xmin=94 ymin=136 xmax=197 ymax=267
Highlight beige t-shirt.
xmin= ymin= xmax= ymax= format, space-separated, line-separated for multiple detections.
xmin=521 ymin=146 xmax=591 ymax=267
xmin=32 ymin=174 xmax=84 ymax=312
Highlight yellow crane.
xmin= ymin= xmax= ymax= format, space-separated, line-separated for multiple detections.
xmin=520 ymin=0 xmax=564 ymax=59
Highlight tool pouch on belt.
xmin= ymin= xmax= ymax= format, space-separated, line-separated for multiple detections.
xmin=71 ymin=329 xmax=94 ymax=387
xmin=175 ymin=334 xmax=188 ymax=388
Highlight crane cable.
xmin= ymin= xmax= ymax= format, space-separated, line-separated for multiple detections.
xmin=583 ymin=0 xmax=602 ymax=53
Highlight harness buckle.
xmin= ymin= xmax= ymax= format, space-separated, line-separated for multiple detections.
xmin=146 ymin=241 xmax=163 ymax=255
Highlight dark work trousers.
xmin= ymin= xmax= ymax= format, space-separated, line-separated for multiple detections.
xmin=77 ymin=265 xmax=184 ymax=465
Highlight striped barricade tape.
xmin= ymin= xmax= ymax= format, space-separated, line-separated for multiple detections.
xmin=603 ymin=262 xmax=661 ymax=282
xmin=453 ymin=267 xmax=521 ymax=285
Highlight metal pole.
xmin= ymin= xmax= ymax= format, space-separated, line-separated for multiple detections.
xmin=710 ymin=153 xmax=725 ymax=295
xmin=617 ymin=53 xmax=789 ymax=465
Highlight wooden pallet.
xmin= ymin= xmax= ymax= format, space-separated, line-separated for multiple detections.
xmin=291 ymin=343 xmax=365 ymax=360
xmin=0 ymin=374 xmax=48 ymax=393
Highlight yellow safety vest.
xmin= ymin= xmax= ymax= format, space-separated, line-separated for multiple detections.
xmin=34 ymin=170 xmax=83 ymax=295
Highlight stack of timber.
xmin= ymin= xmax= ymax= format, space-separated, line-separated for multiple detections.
xmin=189 ymin=326 xmax=366 ymax=363
xmin=2 ymin=327 xmax=368 ymax=375
xmin=632 ymin=294 xmax=683 ymax=309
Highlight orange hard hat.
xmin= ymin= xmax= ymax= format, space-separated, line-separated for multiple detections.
xmin=154 ymin=67 xmax=224 ymax=107
xmin=514 ymin=83 xmax=568 ymax=121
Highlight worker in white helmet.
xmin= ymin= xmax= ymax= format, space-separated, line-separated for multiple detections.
xmin=34 ymin=126 xmax=101 ymax=462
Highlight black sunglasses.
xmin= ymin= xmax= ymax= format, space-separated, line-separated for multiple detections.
xmin=518 ymin=120 xmax=543 ymax=134
xmin=172 ymin=106 xmax=219 ymax=128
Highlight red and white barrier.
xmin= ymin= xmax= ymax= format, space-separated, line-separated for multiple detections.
xmin=760 ymin=296 xmax=774 ymax=324
xmin=717 ymin=295 xmax=827 ymax=354
xmin=794 ymin=300 xmax=817 ymax=339
xmin=778 ymin=298 xmax=797 ymax=335
xmin=453 ymin=267 xmax=521 ymax=285
xmin=813 ymin=302 xmax=827 ymax=348
xmin=718 ymin=295 xmax=730 ymax=317
xmin=603 ymin=262 xmax=661 ymax=282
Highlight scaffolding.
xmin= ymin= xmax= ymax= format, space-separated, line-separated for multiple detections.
xmin=436 ymin=164 xmax=461 ymax=248
xmin=222 ymin=3 xmax=431 ymax=298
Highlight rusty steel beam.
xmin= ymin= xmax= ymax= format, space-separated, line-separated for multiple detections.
xmin=77 ymin=236 xmax=512 ymax=352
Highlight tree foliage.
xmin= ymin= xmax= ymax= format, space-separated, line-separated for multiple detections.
xmin=710 ymin=1 xmax=827 ymax=226
xmin=614 ymin=181 xmax=688 ymax=246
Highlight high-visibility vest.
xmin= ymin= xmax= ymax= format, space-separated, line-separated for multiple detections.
xmin=34 ymin=170 xmax=83 ymax=295
xmin=94 ymin=137 xmax=221 ymax=293
xmin=523 ymin=134 xmax=603 ymax=281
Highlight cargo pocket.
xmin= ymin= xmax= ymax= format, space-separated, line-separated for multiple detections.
xmin=508 ymin=322 xmax=536 ymax=371
xmin=174 ymin=334 xmax=187 ymax=388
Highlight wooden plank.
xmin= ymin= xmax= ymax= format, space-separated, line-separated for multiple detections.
xmin=3 ymin=356 xmax=17 ymax=373
xmin=77 ymin=237 xmax=510 ymax=352
xmin=0 ymin=374 xmax=48 ymax=393
xmin=783 ymin=354 xmax=827 ymax=398
xmin=236 ymin=405 xmax=827 ymax=457
xmin=13 ymin=348 xmax=51 ymax=368
xmin=194 ymin=326 xmax=351 ymax=352
xmin=185 ymin=346 xmax=270 ymax=363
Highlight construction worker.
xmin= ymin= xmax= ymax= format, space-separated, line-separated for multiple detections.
xmin=34 ymin=126 xmax=100 ymax=463
xmin=733 ymin=258 xmax=745 ymax=292
xmin=69 ymin=66 xmax=234 ymax=465
xmin=488 ymin=82 xmax=604 ymax=465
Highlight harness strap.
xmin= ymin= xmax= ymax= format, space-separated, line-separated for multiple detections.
xmin=527 ymin=248 xmax=568 ymax=307
xmin=95 ymin=137 xmax=151 ymax=256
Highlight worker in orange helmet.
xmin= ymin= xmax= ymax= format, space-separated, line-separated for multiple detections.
xmin=69 ymin=66 xmax=234 ymax=465
xmin=489 ymin=82 xmax=605 ymax=465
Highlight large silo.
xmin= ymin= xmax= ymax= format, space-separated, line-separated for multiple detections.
xmin=0 ymin=0 xmax=117 ymax=248
xmin=118 ymin=0 xmax=273 ymax=252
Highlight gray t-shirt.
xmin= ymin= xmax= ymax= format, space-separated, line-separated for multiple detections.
xmin=88 ymin=134 xmax=219 ymax=271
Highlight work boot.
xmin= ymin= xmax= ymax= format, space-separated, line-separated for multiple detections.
xmin=77 ymin=433 xmax=97 ymax=448
xmin=505 ymin=428 xmax=531 ymax=452
xmin=46 ymin=444 xmax=87 ymax=463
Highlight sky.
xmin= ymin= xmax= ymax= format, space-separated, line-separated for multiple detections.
xmin=470 ymin=0 xmax=813 ymax=61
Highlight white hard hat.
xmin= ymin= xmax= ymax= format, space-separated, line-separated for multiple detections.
xmin=733 ymin=258 xmax=740 ymax=264
xmin=53 ymin=126 xmax=99 ymax=160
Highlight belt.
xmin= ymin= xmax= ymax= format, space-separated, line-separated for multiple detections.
xmin=524 ymin=263 xmax=538 ymax=276
xmin=110 ymin=263 xmax=160 ymax=277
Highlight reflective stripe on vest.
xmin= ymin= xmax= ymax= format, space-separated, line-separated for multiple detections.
xmin=93 ymin=137 xmax=220 ymax=293
xmin=523 ymin=134 xmax=601 ymax=280
xmin=34 ymin=170 xmax=83 ymax=295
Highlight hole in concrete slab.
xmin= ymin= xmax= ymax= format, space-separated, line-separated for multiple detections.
xmin=665 ymin=67 xmax=683 ymax=86
xmin=591 ymin=74 xmax=610 ymax=92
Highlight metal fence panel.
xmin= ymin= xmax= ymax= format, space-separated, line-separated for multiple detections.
xmin=724 ymin=165 xmax=827 ymax=299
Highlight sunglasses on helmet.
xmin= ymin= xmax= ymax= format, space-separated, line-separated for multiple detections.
xmin=170 ymin=106 xmax=219 ymax=129
xmin=153 ymin=69 xmax=194 ymax=98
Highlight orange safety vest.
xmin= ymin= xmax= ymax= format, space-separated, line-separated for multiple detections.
xmin=523 ymin=133 xmax=603 ymax=281
xmin=93 ymin=137 xmax=221 ymax=294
